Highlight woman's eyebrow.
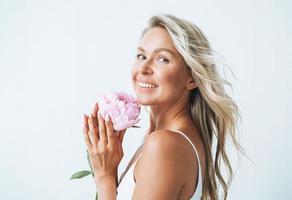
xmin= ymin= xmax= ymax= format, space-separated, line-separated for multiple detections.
xmin=138 ymin=47 xmax=175 ymax=57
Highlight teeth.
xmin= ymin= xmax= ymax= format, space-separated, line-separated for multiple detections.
xmin=138 ymin=82 xmax=157 ymax=88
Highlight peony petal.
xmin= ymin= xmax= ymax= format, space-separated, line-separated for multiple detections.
xmin=96 ymin=91 xmax=141 ymax=131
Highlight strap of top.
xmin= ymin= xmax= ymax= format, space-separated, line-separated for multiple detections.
xmin=135 ymin=152 xmax=143 ymax=164
xmin=170 ymin=129 xmax=203 ymax=199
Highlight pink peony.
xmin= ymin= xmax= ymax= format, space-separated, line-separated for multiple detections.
xmin=97 ymin=91 xmax=141 ymax=131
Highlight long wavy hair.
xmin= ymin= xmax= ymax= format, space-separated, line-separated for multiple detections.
xmin=118 ymin=14 xmax=245 ymax=200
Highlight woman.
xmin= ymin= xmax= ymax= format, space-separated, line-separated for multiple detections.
xmin=83 ymin=14 xmax=242 ymax=200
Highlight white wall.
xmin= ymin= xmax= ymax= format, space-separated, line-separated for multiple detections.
xmin=0 ymin=0 xmax=291 ymax=199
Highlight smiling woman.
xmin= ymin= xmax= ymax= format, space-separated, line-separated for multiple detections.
xmin=115 ymin=14 xmax=244 ymax=200
xmin=85 ymin=14 xmax=244 ymax=200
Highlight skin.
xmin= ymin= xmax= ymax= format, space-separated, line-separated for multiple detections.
xmin=83 ymin=104 xmax=126 ymax=199
xmin=131 ymin=27 xmax=206 ymax=199
xmin=83 ymin=26 xmax=206 ymax=200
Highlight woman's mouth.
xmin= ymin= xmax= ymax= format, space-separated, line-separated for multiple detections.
xmin=137 ymin=82 xmax=158 ymax=92
xmin=138 ymin=82 xmax=158 ymax=88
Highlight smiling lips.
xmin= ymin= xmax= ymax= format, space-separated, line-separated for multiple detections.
xmin=138 ymin=82 xmax=158 ymax=88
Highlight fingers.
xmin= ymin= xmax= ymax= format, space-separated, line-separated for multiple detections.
xmin=91 ymin=103 xmax=99 ymax=139
xmin=118 ymin=129 xmax=126 ymax=144
xmin=117 ymin=130 xmax=126 ymax=157
xmin=85 ymin=102 xmax=120 ymax=149
xmin=92 ymin=103 xmax=98 ymax=117
xmin=83 ymin=114 xmax=92 ymax=149
xmin=105 ymin=115 xmax=116 ymax=147
xmin=83 ymin=114 xmax=89 ymax=131
xmin=98 ymin=111 xmax=108 ymax=144
xmin=88 ymin=114 xmax=99 ymax=145
xmin=92 ymin=103 xmax=99 ymax=123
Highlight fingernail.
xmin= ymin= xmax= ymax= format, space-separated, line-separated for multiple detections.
xmin=105 ymin=114 xmax=110 ymax=122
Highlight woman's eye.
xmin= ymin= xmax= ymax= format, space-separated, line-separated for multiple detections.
xmin=158 ymin=57 xmax=169 ymax=63
xmin=136 ymin=54 xmax=145 ymax=60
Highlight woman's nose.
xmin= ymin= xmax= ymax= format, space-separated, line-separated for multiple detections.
xmin=139 ymin=60 xmax=153 ymax=75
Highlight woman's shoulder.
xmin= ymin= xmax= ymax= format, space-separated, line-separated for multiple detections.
xmin=135 ymin=129 xmax=195 ymax=179
xmin=144 ymin=129 xmax=197 ymax=151
xmin=132 ymin=129 xmax=193 ymax=198
xmin=146 ymin=129 xmax=185 ymax=145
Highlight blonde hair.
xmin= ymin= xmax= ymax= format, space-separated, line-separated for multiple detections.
xmin=119 ymin=14 xmax=245 ymax=200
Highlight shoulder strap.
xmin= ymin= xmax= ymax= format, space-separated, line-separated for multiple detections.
xmin=170 ymin=129 xmax=203 ymax=198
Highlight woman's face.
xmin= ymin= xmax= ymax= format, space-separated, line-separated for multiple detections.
xmin=131 ymin=26 xmax=193 ymax=106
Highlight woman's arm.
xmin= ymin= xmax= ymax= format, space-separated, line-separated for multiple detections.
xmin=94 ymin=175 xmax=117 ymax=200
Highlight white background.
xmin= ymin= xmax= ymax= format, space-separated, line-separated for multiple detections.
xmin=0 ymin=0 xmax=291 ymax=199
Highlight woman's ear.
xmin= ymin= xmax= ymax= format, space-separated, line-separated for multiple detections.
xmin=186 ymin=78 xmax=197 ymax=90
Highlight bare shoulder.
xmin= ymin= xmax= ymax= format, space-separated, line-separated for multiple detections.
xmin=141 ymin=129 xmax=189 ymax=164
xmin=144 ymin=129 xmax=183 ymax=151
xmin=131 ymin=129 xmax=191 ymax=200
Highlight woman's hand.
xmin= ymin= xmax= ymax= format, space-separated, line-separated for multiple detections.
xmin=83 ymin=103 xmax=126 ymax=184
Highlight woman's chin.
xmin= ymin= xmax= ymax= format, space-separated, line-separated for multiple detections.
xmin=137 ymin=99 xmax=149 ymax=106
xmin=136 ymin=96 xmax=153 ymax=106
xmin=134 ymin=88 xmax=159 ymax=105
